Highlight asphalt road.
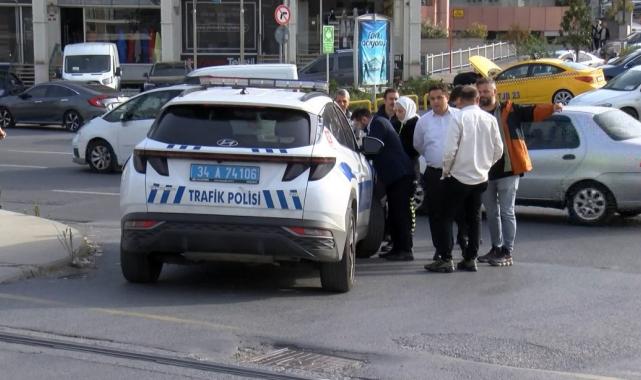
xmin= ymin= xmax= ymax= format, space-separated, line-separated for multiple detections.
xmin=1 ymin=127 xmax=641 ymax=380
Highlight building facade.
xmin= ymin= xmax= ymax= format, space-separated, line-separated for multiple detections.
xmin=0 ymin=0 xmax=422 ymax=85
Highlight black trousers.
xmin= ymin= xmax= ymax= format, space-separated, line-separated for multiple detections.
xmin=386 ymin=175 xmax=414 ymax=253
xmin=423 ymin=167 xmax=468 ymax=256
xmin=437 ymin=176 xmax=488 ymax=260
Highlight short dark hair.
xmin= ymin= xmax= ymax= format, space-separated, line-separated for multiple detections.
xmin=449 ymin=85 xmax=463 ymax=102
xmin=427 ymin=83 xmax=448 ymax=96
xmin=383 ymin=88 xmax=399 ymax=99
xmin=350 ymin=107 xmax=371 ymax=121
xmin=475 ymin=77 xmax=495 ymax=88
xmin=460 ymin=85 xmax=479 ymax=102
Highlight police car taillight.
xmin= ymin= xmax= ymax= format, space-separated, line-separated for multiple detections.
xmin=282 ymin=163 xmax=308 ymax=181
xmin=309 ymin=162 xmax=335 ymax=181
xmin=283 ymin=227 xmax=333 ymax=238
xmin=133 ymin=151 xmax=147 ymax=174
xmin=148 ymin=157 xmax=169 ymax=176
xmin=123 ymin=220 xmax=164 ymax=230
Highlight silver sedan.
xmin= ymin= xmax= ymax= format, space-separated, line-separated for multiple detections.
xmin=517 ymin=106 xmax=641 ymax=225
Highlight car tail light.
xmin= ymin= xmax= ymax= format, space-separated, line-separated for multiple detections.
xmin=575 ymin=76 xmax=595 ymax=84
xmin=133 ymin=151 xmax=147 ymax=174
xmin=308 ymin=157 xmax=336 ymax=181
xmin=148 ymin=156 xmax=169 ymax=176
xmin=88 ymin=95 xmax=109 ymax=108
xmin=282 ymin=163 xmax=309 ymax=181
xmin=123 ymin=220 xmax=164 ymax=230
xmin=283 ymin=226 xmax=333 ymax=238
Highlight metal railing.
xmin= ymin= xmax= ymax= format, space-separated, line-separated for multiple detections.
xmin=424 ymin=41 xmax=517 ymax=76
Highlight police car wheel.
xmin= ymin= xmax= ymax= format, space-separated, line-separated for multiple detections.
xmin=120 ymin=245 xmax=163 ymax=283
xmin=320 ymin=210 xmax=355 ymax=292
xmin=87 ymin=140 xmax=118 ymax=173
xmin=356 ymin=199 xmax=385 ymax=258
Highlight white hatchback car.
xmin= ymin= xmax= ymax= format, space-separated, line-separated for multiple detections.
xmin=119 ymin=78 xmax=385 ymax=292
xmin=72 ymin=85 xmax=195 ymax=173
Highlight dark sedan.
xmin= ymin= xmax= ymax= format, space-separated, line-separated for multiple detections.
xmin=0 ymin=81 xmax=124 ymax=132
xmin=602 ymin=49 xmax=641 ymax=80
xmin=142 ymin=62 xmax=189 ymax=92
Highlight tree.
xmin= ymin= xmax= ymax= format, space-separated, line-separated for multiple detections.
xmin=560 ymin=0 xmax=592 ymax=59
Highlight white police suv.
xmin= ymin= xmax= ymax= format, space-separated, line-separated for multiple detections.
xmin=120 ymin=77 xmax=385 ymax=292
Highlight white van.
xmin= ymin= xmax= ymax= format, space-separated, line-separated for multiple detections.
xmin=62 ymin=43 xmax=121 ymax=90
xmin=185 ymin=63 xmax=298 ymax=83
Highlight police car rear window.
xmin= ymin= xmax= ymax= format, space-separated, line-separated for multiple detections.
xmin=149 ymin=105 xmax=311 ymax=148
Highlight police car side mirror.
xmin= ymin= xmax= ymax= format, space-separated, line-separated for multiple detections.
xmin=361 ymin=136 xmax=384 ymax=155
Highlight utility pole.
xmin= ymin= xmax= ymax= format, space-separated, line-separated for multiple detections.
xmin=240 ymin=0 xmax=245 ymax=63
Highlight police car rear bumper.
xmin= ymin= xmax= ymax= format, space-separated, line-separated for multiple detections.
xmin=121 ymin=212 xmax=345 ymax=263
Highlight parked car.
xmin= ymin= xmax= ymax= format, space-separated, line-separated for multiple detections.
xmin=601 ymin=48 xmax=641 ymax=80
xmin=0 ymin=66 xmax=26 ymax=98
xmin=469 ymin=56 xmax=606 ymax=104
xmin=298 ymin=50 xmax=354 ymax=85
xmin=516 ymin=106 xmax=641 ymax=225
xmin=569 ymin=66 xmax=641 ymax=119
xmin=0 ymin=81 xmax=126 ymax=132
xmin=119 ymin=79 xmax=385 ymax=292
xmin=555 ymin=50 xmax=605 ymax=67
xmin=72 ymin=85 xmax=194 ymax=173
xmin=142 ymin=62 xmax=189 ymax=92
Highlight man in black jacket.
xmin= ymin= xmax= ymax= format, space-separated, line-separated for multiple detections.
xmin=352 ymin=108 xmax=415 ymax=261
xmin=376 ymin=88 xmax=401 ymax=133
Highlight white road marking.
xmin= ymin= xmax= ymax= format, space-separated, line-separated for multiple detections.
xmin=51 ymin=190 xmax=120 ymax=196
xmin=0 ymin=164 xmax=48 ymax=169
xmin=1 ymin=149 xmax=72 ymax=155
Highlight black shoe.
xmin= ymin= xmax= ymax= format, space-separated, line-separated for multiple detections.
xmin=380 ymin=241 xmax=393 ymax=253
xmin=489 ymin=248 xmax=513 ymax=267
xmin=424 ymin=259 xmax=454 ymax=273
xmin=384 ymin=251 xmax=414 ymax=261
xmin=456 ymin=259 xmax=478 ymax=272
xmin=478 ymin=246 xmax=500 ymax=263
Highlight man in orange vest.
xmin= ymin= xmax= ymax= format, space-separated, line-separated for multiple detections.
xmin=476 ymin=78 xmax=562 ymax=267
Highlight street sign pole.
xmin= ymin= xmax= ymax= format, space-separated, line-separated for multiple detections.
xmin=322 ymin=26 xmax=334 ymax=87
xmin=240 ymin=0 xmax=245 ymax=63
xmin=193 ymin=0 xmax=198 ymax=69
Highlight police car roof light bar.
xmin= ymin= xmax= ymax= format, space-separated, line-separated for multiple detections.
xmin=199 ymin=76 xmax=329 ymax=93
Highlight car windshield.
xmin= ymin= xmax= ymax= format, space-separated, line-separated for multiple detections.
xmin=151 ymin=63 xmax=188 ymax=77
xmin=603 ymin=70 xmax=641 ymax=90
xmin=149 ymin=105 xmax=312 ymax=148
xmin=593 ymin=110 xmax=641 ymax=140
xmin=65 ymin=55 xmax=110 ymax=74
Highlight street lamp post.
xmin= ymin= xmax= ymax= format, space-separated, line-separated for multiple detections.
xmin=240 ymin=0 xmax=245 ymax=63
xmin=193 ymin=0 xmax=198 ymax=69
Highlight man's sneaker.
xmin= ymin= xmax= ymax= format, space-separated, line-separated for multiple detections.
xmin=424 ymin=259 xmax=454 ymax=273
xmin=432 ymin=253 xmax=441 ymax=261
xmin=478 ymin=246 xmax=500 ymax=263
xmin=380 ymin=241 xmax=393 ymax=253
xmin=489 ymin=248 xmax=513 ymax=267
xmin=456 ymin=259 xmax=478 ymax=272
xmin=385 ymin=251 xmax=414 ymax=261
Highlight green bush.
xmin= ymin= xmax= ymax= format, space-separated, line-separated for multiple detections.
xmin=421 ymin=22 xmax=448 ymax=39
xmin=461 ymin=23 xmax=488 ymax=39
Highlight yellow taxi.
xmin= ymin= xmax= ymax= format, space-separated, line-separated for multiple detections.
xmin=469 ymin=56 xmax=606 ymax=104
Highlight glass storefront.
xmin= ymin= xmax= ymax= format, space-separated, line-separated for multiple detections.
xmin=0 ymin=5 xmax=33 ymax=64
xmin=84 ymin=8 xmax=161 ymax=63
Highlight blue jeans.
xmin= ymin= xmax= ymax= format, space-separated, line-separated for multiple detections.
xmin=482 ymin=175 xmax=520 ymax=253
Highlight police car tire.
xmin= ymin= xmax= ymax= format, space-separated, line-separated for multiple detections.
xmin=120 ymin=246 xmax=163 ymax=283
xmin=356 ymin=199 xmax=385 ymax=258
xmin=320 ymin=211 xmax=355 ymax=293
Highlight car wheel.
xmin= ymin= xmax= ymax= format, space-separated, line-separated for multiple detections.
xmin=0 ymin=107 xmax=15 ymax=128
xmin=87 ymin=139 xmax=118 ymax=173
xmin=567 ymin=182 xmax=616 ymax=225
xmin=356 ymin=199 xmax=385 ymax=258
xmin=120 ymin=244 xmax=163 ymax=283
xmin=621 ymin=107 xmax=639 ymax=120
xmin=619 ymin=211 xmax=641 ymax=218
xmin=552 ymin=89 xmax=574 ymax=105
xmin=63 ymin=110 xmax=83 ymax=132
xmin=320 ymin=210 xmax=355 ymax=292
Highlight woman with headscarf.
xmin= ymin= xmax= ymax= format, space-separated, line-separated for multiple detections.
xmin=394 ymin=96 xmax=421 ymax=238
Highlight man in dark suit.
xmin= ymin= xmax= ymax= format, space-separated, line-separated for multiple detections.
xmin=351 ymin=108 xmax=415 ymax=261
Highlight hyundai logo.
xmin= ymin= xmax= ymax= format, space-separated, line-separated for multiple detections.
xmin=217 ymin=138 xmax=239 ymax=147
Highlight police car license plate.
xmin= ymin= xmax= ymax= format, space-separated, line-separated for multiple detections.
xmin=190 ymin=164 xmax=260 ymax=184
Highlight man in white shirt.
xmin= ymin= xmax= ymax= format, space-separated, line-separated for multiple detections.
xmin=425 ymin=85 xmax=503 ymax=273
xmin=414 ymin=84 xmax=467 ymax=262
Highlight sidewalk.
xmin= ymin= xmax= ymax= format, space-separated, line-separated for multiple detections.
xmin=0 ymin=210 xmax=89 ymax=284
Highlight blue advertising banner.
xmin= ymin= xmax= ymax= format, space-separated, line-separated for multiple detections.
xmin=358 ymin=18 xmax=390 ymax=86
